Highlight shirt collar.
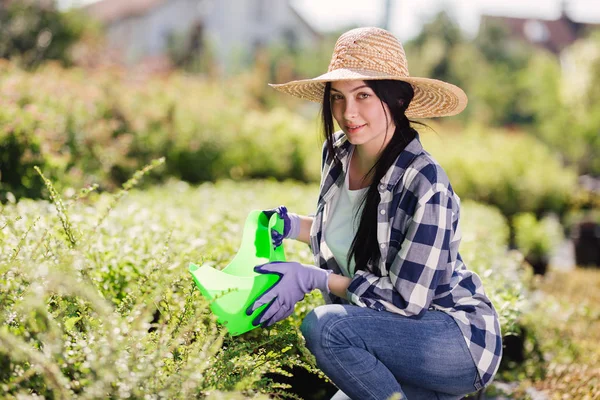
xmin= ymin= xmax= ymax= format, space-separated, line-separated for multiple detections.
xmin=378 ymin=133 xmax=423 ymax=192
xmin=332 ymin=132 xmax=423 ymax=193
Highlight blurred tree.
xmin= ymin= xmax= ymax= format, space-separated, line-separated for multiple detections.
xmin=474 ymin=19 xmax=530 ymax=68
xmin=521 ymin=31 xmax=600 ymax=176
xmin=405 ymin=11 xmax=465 ymax=86
xmin=0 ymin=0 xmax=85 ymax=69
xmin=166 ymin=21 xmax=219 ymax=77
xmin=235 ymin=30 xmax=340 ymax=111
xmin=471 ymin=19 xmax=536 ymax=126
xmin=405 ymin=11 xmax=537 ymax=126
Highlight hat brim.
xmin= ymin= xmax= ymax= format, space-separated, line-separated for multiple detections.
xmin=269 ymin=68 xmax=467 ymax=118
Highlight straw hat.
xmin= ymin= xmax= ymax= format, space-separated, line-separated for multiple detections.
xmin=269 ymin=27 xmax=467 ymax=118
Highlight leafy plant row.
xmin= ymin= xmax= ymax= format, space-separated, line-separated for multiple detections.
xmin=0 ymin=61 xmax=581 ymax=223
xmin=0 ymin=162 xmax=536 ymax=398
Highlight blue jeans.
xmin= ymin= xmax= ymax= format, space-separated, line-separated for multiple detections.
xmin=300 ymin=304 xmax=482 ymax=400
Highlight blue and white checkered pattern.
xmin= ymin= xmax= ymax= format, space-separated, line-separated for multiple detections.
xmin=309 ymin=131 xmax=502 ymax=389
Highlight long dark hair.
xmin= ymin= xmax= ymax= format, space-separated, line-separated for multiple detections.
xmin=321 ymin=79 xmax=420 ymax=271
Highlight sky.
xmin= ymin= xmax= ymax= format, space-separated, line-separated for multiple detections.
xmin=60 ymin=0 xmax=600 ymax=42
xmin=290 ymin=0 xmax=600 ymax=41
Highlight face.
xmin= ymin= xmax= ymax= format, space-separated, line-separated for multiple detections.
xmin=330 ymin=80 xmax=395 ymax=154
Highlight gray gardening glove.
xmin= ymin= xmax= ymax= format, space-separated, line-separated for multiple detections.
xmin=246 ymin=261 xmax=332 ymax=327
xmin=262 ymin=206 xmax=300 ymax=248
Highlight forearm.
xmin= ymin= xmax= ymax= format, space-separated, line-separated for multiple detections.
xmin=347 ymin=270 xmax=431 ymax=317
xmin=294 ymin=215 xmax=314 ymax=245
xmin=293 ymin=215 xmax=351 ymax=299
xmin=289 ymin=213 xmax=351 ymax=299
xmin=327 ymin=273 xmax=351 ymax=300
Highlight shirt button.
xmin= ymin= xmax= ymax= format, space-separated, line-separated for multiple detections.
xmin=380 ymin=184 xmax=386 ymax=191
xmin=380 ymin=209 xmax=386 ymax=215
xmin=380 ymin=243 xmax=386 ymax=248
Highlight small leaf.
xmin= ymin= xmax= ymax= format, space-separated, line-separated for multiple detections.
xmin=65 ymin=316 xmax=82 ymax=331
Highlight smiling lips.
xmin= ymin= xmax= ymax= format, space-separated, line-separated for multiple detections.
xmin=346 ymin=124 xmax=366 ymax=133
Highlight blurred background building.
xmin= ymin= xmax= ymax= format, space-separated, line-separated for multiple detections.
xmin=82 ymin=0 xmax=321 ymax=72
xmin=71 ymin=0 xmax=600 ymax=73
xmin=480 ymin=10 xmax=596 ymax=55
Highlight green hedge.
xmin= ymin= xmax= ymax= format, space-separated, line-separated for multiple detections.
xmin=421 ymin=125 xmax=579 ymax=218
xmin=0 ymin=62 xmax=322 ymax=202
xmin=1 ymin=62 xmax=579 ymax=224
xmin=458 ymin=200 xmax=531 ymax=336
xmin=513 ymin=213 xmax=563 ymax=260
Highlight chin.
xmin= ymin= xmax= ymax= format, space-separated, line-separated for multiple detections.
xmin=345 ymin=136 xmax=365 ymax=146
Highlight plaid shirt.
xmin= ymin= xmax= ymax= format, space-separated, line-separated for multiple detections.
xmin=308 ymin=131 xmax=502 ymax=389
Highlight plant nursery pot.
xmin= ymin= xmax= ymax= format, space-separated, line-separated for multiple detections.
xmin=265 ymin=366 xmax=337 ymax=400
xmin=502 ymin=330 xmax=525 ymax=364
xmin=572 ymin=221 xmax=600 ymax=267
xmin=189 ymin=210 xmax=285 ymax=336
xmin=524 ymin=254 xmax=549 ymax=275
xmin=498 ymin=326 xmax=527 ymax=379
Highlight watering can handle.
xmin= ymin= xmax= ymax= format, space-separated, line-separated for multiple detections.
xmin=267 ymin=213 xmax=286 ymax=260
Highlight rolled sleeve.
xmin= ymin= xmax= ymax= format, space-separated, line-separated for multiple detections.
xmin=347 ymin=189 xmax=454 ymax=317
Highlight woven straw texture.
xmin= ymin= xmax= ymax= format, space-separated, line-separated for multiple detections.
xmin=269 ymin=27 xmax=467 ymax=118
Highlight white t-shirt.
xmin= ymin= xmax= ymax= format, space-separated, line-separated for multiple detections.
xmin=324 ymin=165 xmax=368 ymax=277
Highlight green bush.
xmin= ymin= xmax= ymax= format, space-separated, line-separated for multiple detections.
xmin=458 ymin=200 xmax=530 ymax=336
xmin=0 ymin=163 xmax=537 ymax=397
xmin=513 ymin=212 xmax=563 ymax=261
xmin=520 ymin=31 xmax=600 ymax=176
xmin=0 ymin=167 xmax=324 ymax=399
xmin=0 ymin=61 xmax=579 ymax=224
xmin=421 ymin=126 xmax=579 ymax=219
xmin=563 ymin=207 xmax=600 ymax=235
xmin=0 ymin=62 xmax=322 ymax=202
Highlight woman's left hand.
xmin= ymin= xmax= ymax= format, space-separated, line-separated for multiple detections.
xmin=262 ymin=206 xmax=292 ymax=248
xmin=246 ymin=261 xmax=331 ymax=327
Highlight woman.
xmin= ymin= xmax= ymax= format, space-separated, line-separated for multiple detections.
xmin=246 ymin=27 xmax=502 ymax=399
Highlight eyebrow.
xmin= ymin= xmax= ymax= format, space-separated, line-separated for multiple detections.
xmin=330 ymin=85 xmax=370 ymax=94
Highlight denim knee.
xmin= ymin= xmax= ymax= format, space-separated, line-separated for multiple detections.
xmin=300 ymin=306 xmax=321 ymax=351
xmin=300 ymin=304 xmax=346 ymax=352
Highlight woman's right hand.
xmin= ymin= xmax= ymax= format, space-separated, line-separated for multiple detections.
xmin=262 ymin=206 xmax=299 ymax=248
xmin=246 ymin=261 xmax=332 ymax=327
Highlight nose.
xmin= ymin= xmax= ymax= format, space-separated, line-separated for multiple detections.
xmin=342 ymin=98 xmax=358 ymax=120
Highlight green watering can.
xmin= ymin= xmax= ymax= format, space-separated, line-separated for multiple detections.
xmin=189 ymin=210 xmax=285 ymax=336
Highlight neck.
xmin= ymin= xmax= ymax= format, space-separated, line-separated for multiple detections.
xmin=353 ymin=128 xmax=391 ymax=176
xmin=353 ymin=123 xmax=395 ymax=174
xmin=353 ymin=145 xmax=378 ymax=176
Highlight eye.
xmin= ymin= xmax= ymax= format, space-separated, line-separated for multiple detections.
xmin=357 ymin=92 xmax=371 ymax=99
xmin=330 ymin=93 xmax=344 ymax=101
